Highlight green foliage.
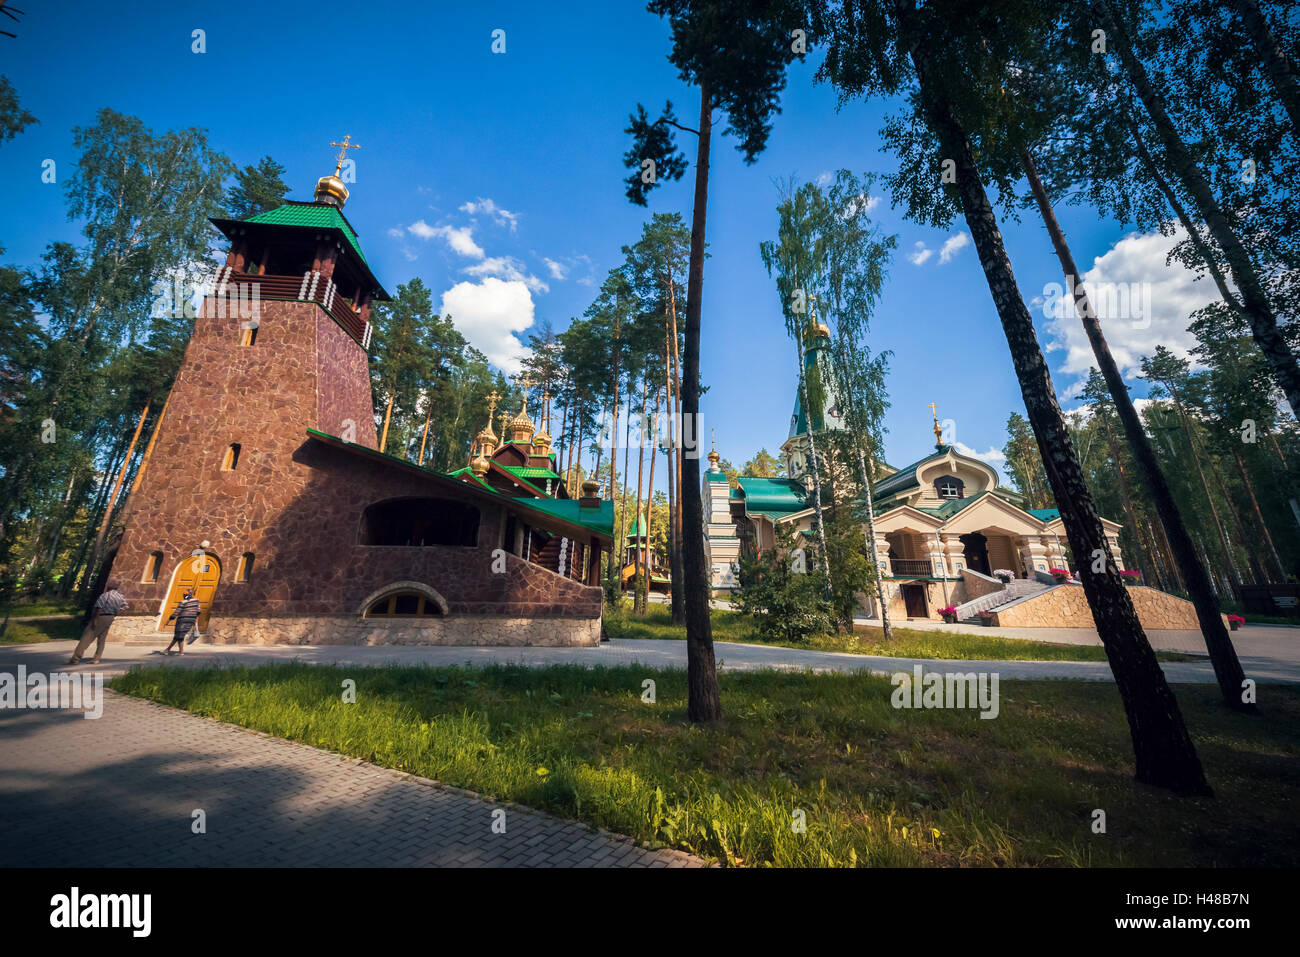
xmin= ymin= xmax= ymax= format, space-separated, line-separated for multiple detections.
xmin=734 ymin=524 xmax=833 ymax=642
xmin=1002 ymin=411 xmax=1051 ymax=509
xmin=225 ymin=155 xmax=291 ymax=220
xmin=823 ymin=513 xmax=875 ymax=631
xmin=0 ymin=75 xmax=37 ymax=144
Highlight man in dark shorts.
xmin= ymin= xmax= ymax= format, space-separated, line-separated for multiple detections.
xmin=164 ymin=589 xmax=201 ymax=655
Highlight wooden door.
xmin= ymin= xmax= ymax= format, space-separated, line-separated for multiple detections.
xmin=158 ymin=553 xmax=221 ymax=630
xmin=903 ymin=584 xmax=928 ymax=618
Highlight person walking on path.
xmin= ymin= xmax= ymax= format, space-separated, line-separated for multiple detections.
xmin=68 ymin=581 xmax=129 ymax=665
xmin=164 ymin=590 xmax=201 ymax=655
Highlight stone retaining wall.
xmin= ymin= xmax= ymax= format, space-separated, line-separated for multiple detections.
xmin=991 ymin=583 xmax=1226 ymax=630
xmin=108 ymin=613 xmax=601 ymax=647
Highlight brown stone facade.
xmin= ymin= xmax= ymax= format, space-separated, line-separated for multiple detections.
xmin=991 ymin=583 xmax=1227 ymax=631
xmin=106 ymin=285 xmax=605 ymax=646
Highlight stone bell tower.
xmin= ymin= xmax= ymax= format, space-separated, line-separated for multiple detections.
xmin=104 ymin=139 xmax=391 ymax=637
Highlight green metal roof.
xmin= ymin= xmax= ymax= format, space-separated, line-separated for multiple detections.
xmin=789 ymin=336 xmax=847 ymax=439
xmin=504 ymin=466 xmax=563 ymax=481
xmin=625 ymin=514 xmax=648 ymax=538
xmin=1027 ymin=507 xmax=1060 ymax=521
xmin=513 ymin=497 xmax=614 ymax=537
xmin=736 ymin=477 xmax=807 ymax=513
xmin=246 ymin=202 xmax=370 ymax=266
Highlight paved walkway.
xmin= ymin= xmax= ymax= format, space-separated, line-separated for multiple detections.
xmin=0 ymin=688 xmax=704 ymax=868
xmin=4 ymin=624 xmax=1299 ymax=683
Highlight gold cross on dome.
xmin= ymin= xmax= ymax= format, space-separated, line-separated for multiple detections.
xmin=484 ymin=390 xmax=501 ymax=426
xmin=329 ymin=134 xmax=361 ymax=174
xmin=512 ymin=372 xmax=534 ymax=414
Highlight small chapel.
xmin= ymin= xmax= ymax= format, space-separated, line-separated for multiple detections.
xmin=702 ymin=313 xmax=1154 ymax=627
xmin=102 ymin=146 xmax=614 ymax=647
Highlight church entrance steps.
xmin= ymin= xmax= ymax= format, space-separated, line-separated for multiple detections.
xmin=953 ymin=579 xmax=1052 ymax=621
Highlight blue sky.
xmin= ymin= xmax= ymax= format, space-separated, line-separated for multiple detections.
xmin=0 ymin=0 xmax=1221 ymax=483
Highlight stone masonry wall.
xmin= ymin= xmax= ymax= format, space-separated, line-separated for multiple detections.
xmin=991 ymin=583 xmax=1227 ymax=630
xmin=110 ymin=613 xmax=600 ymax=647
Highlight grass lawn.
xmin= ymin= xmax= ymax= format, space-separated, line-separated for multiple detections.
xmin=1 ymin=597 xmax=82 ymax=618
xmin=606 ymin=606 xmax=1192 ymax=662
xmin=113 ymin=662 xmax=1300 ymax=867
xmin=0 ymin=615 xmax=81 ymax=644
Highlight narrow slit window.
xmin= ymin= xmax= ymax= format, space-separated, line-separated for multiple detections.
xmin=222 ymin=443 xmax=241 ymax=471
xmin=235 ymin=552 xmax=254 ymax=582
xmin=143 ymin=551 xmax=162 ymax=583
xmin=240 ymin=324 xmax=258 ymax=346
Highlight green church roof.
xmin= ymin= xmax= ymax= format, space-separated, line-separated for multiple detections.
xmin=735 ymin=477 xmax=808 ymax=516
xmin=504 ymin=466 xmax=563 ymax=481
xmin=246 ymin=202 xmax=370 ymax=266
xmin=1027 ymin=507 xmax=1061 ymax=521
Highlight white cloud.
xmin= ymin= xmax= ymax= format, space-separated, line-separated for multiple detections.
xmin=954 ymin=440 xmax=1006 ymax=465
xmin=463 ymin=256 xmax=549 ymax=294
xmin=542 ymin=257 xmax=569 ymax=280
xmin=459 ymin=197 xmax=519 ymax=232
xmin=440 ymin=278 xmax=535 ymax=374
xmin=908 ymin=241 xmax=933 ymax=266
xmin=1041 ymin=227 xmax=1223 ymax=394
xmin=406 ymin=220 xmax=484 ymax=259
xmin=938 ymin=232 xmax=969 ymax=263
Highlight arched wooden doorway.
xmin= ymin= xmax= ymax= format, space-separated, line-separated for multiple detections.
xmin=157 ymin=553 xmax=221 ymax=631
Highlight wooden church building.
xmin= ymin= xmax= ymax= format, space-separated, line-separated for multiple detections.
xmin=104 ymin=151 xmax=613 ymax=647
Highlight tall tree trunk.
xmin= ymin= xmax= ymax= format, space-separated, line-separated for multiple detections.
xmin=1232 ymin=0 xmax=1300 ymax=132
xmin=860 ymin=449 xmax=893 ymax=638
xmin=1171 ymin=395 xmax=1242 ymax=591
xmin=1098 ymin=415 xmax=1156 ymax=589
xmin=1210 ymin=455 xmax=1266 ymax=585
xmin=633 ymin=369 xmax=650 ymax=614
xmin=794 ymin=335 xmax=834 ymax=599
xmin=679 ymin=80 xmax=722 ymax=722
xmin=1098 ymin=0 xmax=1300 ymax=420
xmin=1022 ymin=149 xmax=1250 ymax=711
xmin=1233 ymin=447 xmax=1288 ymax=580
xmin=666 ymin=318 xmax=685 ymax=625
xmin=903 ymin=5 xmax=1211 ymax=791
xmin=86 ymin=399 xmax=150 ymax=585
xmin=72 ymin=437 xmax=129 ymax=593
xmin=667 ymin=274 xmax=686 ymax=625
xmin=644 ymin=385 xmax=662 ymax=615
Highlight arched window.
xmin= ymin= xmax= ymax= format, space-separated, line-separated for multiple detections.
xmin=934 ymin=476 xmax=965 ymax=499
xmin=365 ymin=592 xmax=442 ymax=617
xmin=358 ymin=498 xmax=479 ymax=547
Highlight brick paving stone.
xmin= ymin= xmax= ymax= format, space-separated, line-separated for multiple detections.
xmin=0 ymin=688 xmax=707 ymax=869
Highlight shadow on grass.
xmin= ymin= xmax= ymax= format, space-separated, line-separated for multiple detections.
xmin=111 ymin=661 xmax=1300 ymax=867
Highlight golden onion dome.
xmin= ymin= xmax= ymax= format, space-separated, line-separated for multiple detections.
xmin=314 ymin=174 xmax=349 ymax=208
xmin=470 ymin=451 xmax=490 ymax=476
xmin=475 ymin=422 xmax=497 ymax=446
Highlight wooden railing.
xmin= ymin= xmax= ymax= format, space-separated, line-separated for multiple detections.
xmin=215 ymin=268 xmax=368 ymax=346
